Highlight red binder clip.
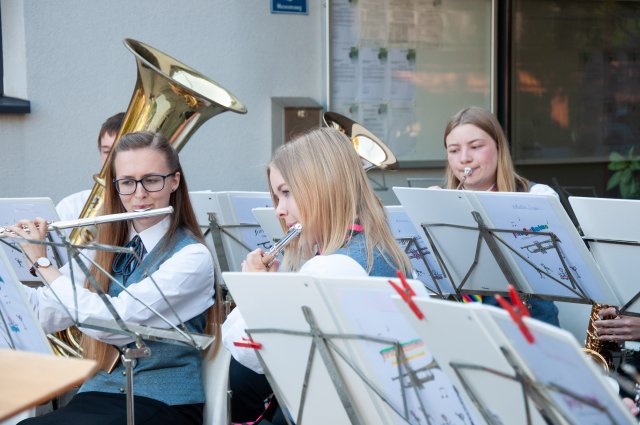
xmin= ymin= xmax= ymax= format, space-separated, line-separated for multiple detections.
xmin=233 ymin=337 xmax=263 ymax=350
xmin=494 ymin=284 xmax=534 ymax=344
xmin=388 ymin=270 xmax=424 ymax=320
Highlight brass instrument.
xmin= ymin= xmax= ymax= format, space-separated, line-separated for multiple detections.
xmin=323 ymin=111 xmax=398 ymax=171
xmin=58 ymin=38 xmax=246 ymax=357
xmin=70 ymin=38 xmax=247 ymax=246
xmin=584 ymin=303 xmax=620 ymax=372
xmin=457 ymin=167 xmax=472 ymax=190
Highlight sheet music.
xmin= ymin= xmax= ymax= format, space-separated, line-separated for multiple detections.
xmin=0 ymin=249 xmax=51 ymax=354
xmin=0 ymin=198 xmax=65 ymax=282
xmin=385 ymin=206 xmax=454 ymax=295
xmin=320 ymin=281 xmax=477 ymax=425
xmin=490 ymin=312 xmax=633 ymax=424
xmin=472 ymin=192 xmax=611 ymax=301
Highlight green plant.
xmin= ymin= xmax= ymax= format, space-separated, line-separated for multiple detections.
xmin=607 ymin=147 xmax=640 ymax=199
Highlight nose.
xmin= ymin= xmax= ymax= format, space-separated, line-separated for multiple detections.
xmin=275 ymin=202 xmax=287 ymax=218
xmin=460 ymin=146 xmax=472 ymax=163
xmin=133 ymin=181 xmax=148 ymax=197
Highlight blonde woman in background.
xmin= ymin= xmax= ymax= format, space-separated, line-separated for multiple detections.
xmin=223 ymin=127 xmax=412 ymax=423
xmin=439 ymin=106 xmax=560 ymax=326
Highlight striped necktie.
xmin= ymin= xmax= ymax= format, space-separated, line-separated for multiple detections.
xmin=112 ymin=235 xmax=147 ymax=283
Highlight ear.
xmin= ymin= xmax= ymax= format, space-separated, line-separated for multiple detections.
xmin=171 ymin=171 xmax=181 ymax=192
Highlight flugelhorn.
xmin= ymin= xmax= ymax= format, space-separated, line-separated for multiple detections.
xmin=70 ymin=38 xmax=247 ymax=246
xmin=0 ymin=207 xmax=173 ymax=239
xmin=323 ymin=111 xmax=398 ymax=171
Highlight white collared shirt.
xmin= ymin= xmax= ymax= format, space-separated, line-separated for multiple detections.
xmin=24 ymin=216 xmax=215 ymax=346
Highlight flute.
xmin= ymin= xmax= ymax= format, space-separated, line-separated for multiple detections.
xmin=0 ymin=207 xmax=174 ymax=238
xmin=261 ymin=223 xmax=303 ymax=268
xmin=456 ymin=167 xmax=472 ymax=190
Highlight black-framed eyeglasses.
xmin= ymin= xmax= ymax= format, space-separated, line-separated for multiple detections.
xmin=113 ymin=172 xmax=177 ymax=195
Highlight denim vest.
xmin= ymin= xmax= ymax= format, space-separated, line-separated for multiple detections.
xmin=335 ymin=232 xmax=398 ymax=277
xmin=80 ymin=228 xmax=209 ymax=405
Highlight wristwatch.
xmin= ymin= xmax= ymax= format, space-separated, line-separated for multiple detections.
xmin=29 ymin=257 xmax=52 ymax=277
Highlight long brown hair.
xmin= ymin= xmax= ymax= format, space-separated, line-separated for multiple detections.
xmin=82 ymin=131 xmax=223 ymax=363
xmin=268 ymin=127 xmax=411 ymax=274
xmin=443 ymin=106 xmax=530 ymax=192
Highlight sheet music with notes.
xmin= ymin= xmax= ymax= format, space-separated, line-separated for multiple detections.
xmin=393 ymin=295 xmax=636 ymax=425
xmin=189 ymin=191 xmax=273 ymax=271
xmin=385 ymin=205 xmax=454 ymax=296
xmin=0 ymin=198 xmax=64 ymax=283
xmin=224 ymin=272 xmax=477 ymax=425
xmin=0 ymin=248 xmax=51 ymax=354
xmin=394 ymin=187 xmax=619 ymax=303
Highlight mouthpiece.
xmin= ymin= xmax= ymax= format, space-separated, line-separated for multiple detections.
xmin=463 ymin=167 xmax=472 ymax=176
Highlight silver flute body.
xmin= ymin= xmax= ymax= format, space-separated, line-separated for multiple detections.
xmin=263 ymin=223 xmax=303 ymax=266
xmin=0 ymin=206 xmax=174 ymax=238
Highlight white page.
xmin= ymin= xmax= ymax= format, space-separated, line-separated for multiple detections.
xmin=385 ymin=206 xmax=455 ymax=295
xmin=488 ymin=310 xmax=635 ymax=425
xmin=189 ymin=192 xmax=273 ymax=271
xmin=570 ymin=196 xmax=640 ymax=311
xmin=472 ymin=192 xmax=615 ymax=303
xmin=393 ymin=187 xmax=512 ymax=294
xmin=0 ymin=198 xmax=65 ymax=282
xmin=318 ymin=277 xmax=477 ymax=425
xmin=224 ymin=272 xmax=377 ymax=425
xmin=0 ymin=249 xmax=52 ymax=354
xmin=393 ymin=296 xmax=547 ymax=425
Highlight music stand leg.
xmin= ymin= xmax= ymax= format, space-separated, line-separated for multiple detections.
xmin=123 ymin=344 xmax=151 ymax=425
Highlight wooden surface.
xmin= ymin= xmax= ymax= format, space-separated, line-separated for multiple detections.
xmin=0 ymin=349 xmax=98 ymax=421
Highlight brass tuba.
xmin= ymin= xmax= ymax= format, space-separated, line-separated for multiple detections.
xmin=53 ymin=39 xmax=246 ymax=357
xmin=69 ymin=38 xmax=247 ymax=246
xmin=323 ymin=111 xmax=399 ymax=171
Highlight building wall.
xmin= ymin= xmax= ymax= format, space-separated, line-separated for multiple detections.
xmin=0 ymin=1 xmax=326 ymax=203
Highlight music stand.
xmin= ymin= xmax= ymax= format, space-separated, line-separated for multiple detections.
xmin=570 ymin=196 xmax=640 ymax=315
xmin=189 ymin=191 xmax=273 ymax=271
xmin=393 ymin=187 xmax=620 ymax=305
xmin=392 ymin=295 xmax=636 ymax=425
xmin=0 ymin=198 xmax=67 ymax=284
xmin=8 ymin=230 xmax=214 ymax=425
xmin=223 ymin=272 xmax=478 ymax=425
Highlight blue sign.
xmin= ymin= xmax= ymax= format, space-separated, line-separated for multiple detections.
xmin=271 ymin=0 xmax=308 ymax=15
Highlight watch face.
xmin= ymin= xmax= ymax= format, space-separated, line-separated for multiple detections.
xmin=36 ymin=257 xmax=51 ymax=268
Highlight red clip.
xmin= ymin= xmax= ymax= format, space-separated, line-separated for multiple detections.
xmin=389 ymin=270 xmax=424 ymax=320
xmin=494 ymin=284 xmax=534 ymax=344
xmin=233 ymin=337 xmax=263 ymax=350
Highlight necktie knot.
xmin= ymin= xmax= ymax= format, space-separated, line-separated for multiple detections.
xmin=112 ymin=235 xmax=146 ymax=282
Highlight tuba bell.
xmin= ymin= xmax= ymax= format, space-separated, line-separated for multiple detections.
xmin=323 ymin=111 xmax=399 ymax=171
xmin=53 ymin=39 xmax=246 ymax=358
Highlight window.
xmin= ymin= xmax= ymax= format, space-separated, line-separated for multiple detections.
xmin=0 ymin=2 xmax=30 ymax=114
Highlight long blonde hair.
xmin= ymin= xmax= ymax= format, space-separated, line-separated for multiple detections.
xmin=443 ymin=106 xmax=529 ymax=192
xmin=268 ymin=127 xmax=411 ymax=274
xmin=81 ymin=132 xmax=224 ymax=364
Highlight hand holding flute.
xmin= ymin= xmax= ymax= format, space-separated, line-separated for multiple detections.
xmin=241 ymin=223 xmax=302 ymax=273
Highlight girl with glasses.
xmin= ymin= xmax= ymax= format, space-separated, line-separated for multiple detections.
xmin=12 ymin=131 xmax=222 ymax=425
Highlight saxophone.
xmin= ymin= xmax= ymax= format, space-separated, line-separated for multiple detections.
xmin=584 ymin=303 xmax=620 ymax=372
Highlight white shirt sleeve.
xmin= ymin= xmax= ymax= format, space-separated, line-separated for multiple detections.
xmin=529 ymin=183 xmax=560 ymax=198
xmin=23 ymin=243 xmax=216 ymax=346
xmin=55 ymin=190 xmax=92 ymax=222
xmin=221 ymin=254 xmax=367 ymax=374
